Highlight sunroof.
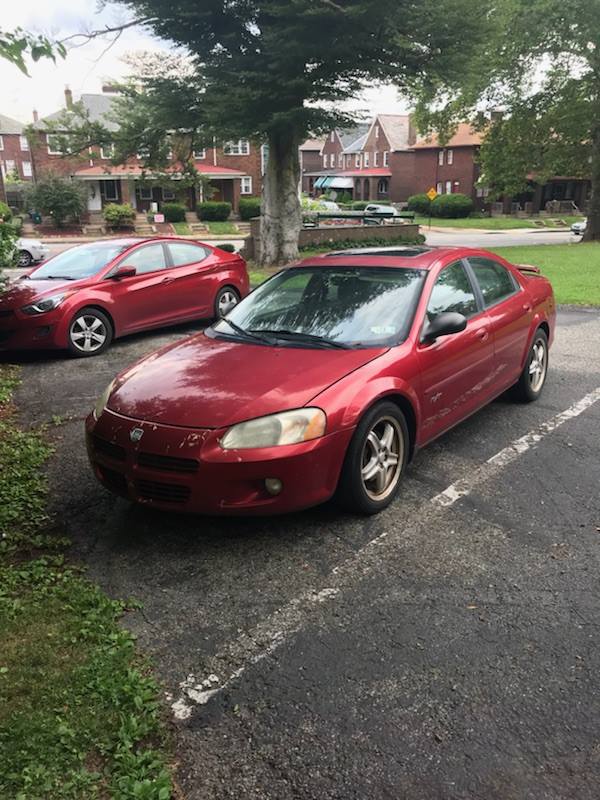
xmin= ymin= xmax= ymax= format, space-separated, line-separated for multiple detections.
xmin=325 ymin=246 xmax=432 ymax=258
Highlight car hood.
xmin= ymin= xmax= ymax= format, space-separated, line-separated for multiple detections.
xmin=0 ymin=278 xmax=81 ymax=308
xmin=107 ymin=332 xmax=387 ymax=429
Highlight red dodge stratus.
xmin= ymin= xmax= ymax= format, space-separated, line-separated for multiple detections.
xmin=0 ymin=237 xmax=248 ymax=355
xmin=86 ymin=246 xmax=555 ymax=516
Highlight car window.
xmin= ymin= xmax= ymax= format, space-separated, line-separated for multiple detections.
xmin=168 ymin=242 xmax=210 ymax=267
xmin=427 ymin=261 xmax=478 ymax=320
xmin=119 ymin=244 xmax=166 ymax=275
xmin=468 ymin=257 xmax=517 ymax=307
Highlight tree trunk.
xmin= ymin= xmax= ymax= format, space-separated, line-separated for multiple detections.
xmin=583 ymin=123 xmax=600 ymax=241
xmin=259 ymin=129 xmax=302 ymax=266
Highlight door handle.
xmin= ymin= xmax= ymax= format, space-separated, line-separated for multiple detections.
xmin=523 ymin=303 xmax=532 ymax=312
xmin=161 ymin=277 xmax=174 ymax=285
xmin=477 ymin=329 xmax=490 ymax=342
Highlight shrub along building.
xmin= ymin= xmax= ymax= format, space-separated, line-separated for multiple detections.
xmin=30 ymin=88 xmax=263 ymax=217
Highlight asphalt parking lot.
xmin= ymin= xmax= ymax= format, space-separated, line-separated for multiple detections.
xmin=5 ymin=306 xmax=600 ymax=799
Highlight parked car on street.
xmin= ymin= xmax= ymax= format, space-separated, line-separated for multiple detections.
xmin=16 ymin=237 xmax=50 ymax=267
xmin=0 ymin=237 xmax=249 ymax=356
xmin=571 ymin=219 xmax=586 ymax=235
xmin=364 ymin=203 xmax=402 ymax=217
xmin=87 ymin=245 xmax=555 ymax=516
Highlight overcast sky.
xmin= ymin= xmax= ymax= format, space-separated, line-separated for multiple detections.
xmin=2 ymin=0 xmax=409 ymax=124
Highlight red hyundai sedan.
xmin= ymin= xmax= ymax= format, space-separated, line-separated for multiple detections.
xmin=0 ymin=237 xmax=248 ymax=356
xmin=87 ymin=246 xmax=555 ymax=515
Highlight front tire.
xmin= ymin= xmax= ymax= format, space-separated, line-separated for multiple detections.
xmin=215 ymin=286 xmax=240 ymax=319
xmin=18 ymin=250 xmax=33 ymax=267
xmin=337 ymin=401 xmax=409 ymax=515
xmin=512 ymin=328 xmax=549 ymax=402
xmin=67 ymin=307 xmax=113 ymax=357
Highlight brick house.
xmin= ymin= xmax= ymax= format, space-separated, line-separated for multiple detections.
xmin=31 ymin=88 xmax=262 ymax=216
xmin=299 ymin=138 xmax=325 ymax=195
xmin=0 ymin=113 xmax=35 ymax=183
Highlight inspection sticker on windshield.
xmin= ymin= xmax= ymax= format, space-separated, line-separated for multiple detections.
xmin=370 ymin=325 xmax=397 ymax=335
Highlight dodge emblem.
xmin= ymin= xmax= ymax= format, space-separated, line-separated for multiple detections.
xmin=130 ymin=427 xmax=144 ymax=443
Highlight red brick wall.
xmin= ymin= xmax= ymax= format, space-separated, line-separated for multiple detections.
xmin=31 ymin=132 xmax=89 ymax=179
xmin=320 ymin=132 xmax=344 ymax=170
xmin=388 ymin=151 xmax=417 ymax=203
xmin=360 ymin=122 xmax=390 ymax=171
xmin=411 ymin=146 xmax=480 ymax=203
xmin=0 ymin=133 xmax=34 ymax=181
xmin=198 ymin=144 xmax=263 ymax=197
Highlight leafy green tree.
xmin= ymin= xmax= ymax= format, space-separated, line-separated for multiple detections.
xmin=25 ymin=175 xmax=86 ymax=228
xmin=0 ymin=28 xmax=65 ymax=74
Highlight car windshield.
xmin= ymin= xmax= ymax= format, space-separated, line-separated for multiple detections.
xmin=213 ymin=266 xmax=426 ymax=348
xmin=30 ymin=242 xmax=130 ymax=280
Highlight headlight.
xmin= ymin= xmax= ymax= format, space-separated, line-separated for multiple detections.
xmin=21 ymin=294 xmax=66 ymax=315
xmin=93 ymin=379 xmax=116 ymax=420
xmin=220 ymin=408 xmax=326 ymax=449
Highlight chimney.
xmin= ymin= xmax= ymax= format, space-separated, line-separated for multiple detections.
xmin=102 ymin=83 xmax=119 ymax=94
xmin=32 ymin=109 xmax=39 ymax=123
xmin=64 ymin=86 xmax=73 ymax=109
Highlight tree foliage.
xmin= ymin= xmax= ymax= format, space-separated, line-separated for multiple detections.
xmin=0 ymin=28 xmax=65 ymax=74
xmin=25 ymin=175 xmax=87 ymax=228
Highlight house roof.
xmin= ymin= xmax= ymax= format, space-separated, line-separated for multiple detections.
xmin=414 ymin=122 xmax=483 ymax=149
xmin=376 ymin=115 xmax=412 ymax=151
xmin=303 ymin=168 xmax=392 ymax=178
xmin=300 ymin=138 xmax=325 ymax=152
xmin=72 ymin=162 xmax=247 ymax=179
xmin=338 ymin=124 xmax=370 ymax=151
xmin=0 ymin=113 xmax=25 ymax=134
xmin=34 ymin=93 xmax=119 ymax=132
xmin=343 ymin=132 xmax=368 ymax=154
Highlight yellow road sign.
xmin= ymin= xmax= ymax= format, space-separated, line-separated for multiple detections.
xmin=426 ymin=187 xmax=438 ymax=201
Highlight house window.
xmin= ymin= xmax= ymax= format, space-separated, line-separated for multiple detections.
xmin=0 ymin=136 xmax=3 ymax=151
xmin=19 ymin=135 xmax=29 ymax=151
xmin=138 ymin=185 xmax=152 ymax=200
xmin=375 ymin=125 xmax=379 ymax=139
xmin=438 ymin=150 xmax=444 ymax=166
xmin=374 ymin=151 xmax=379 ymax=166
xmin=378 ymin=178 xmax=389 ymax=195
xmin=47 ymin=135 xmax=64 ymax=155
xmin=136 ymin=149 xmax=150 ymax=160
xmin=166 ymin=149 xmax=173 ymax=160
xmin=22 ymin=161 xmax=32 ymax=178
xmin=330 ymin=153 xmax=335 ymax=168
xmin=100 ymin=144 xmax=115 ymax=160
xmin=330 ymin=131 xmax=335 ymax=142
xmin=193 ymin=149 xmax=206 ymax=159
xmin=241 ymin=176 xmax=253 ymax=194
xmin=364 ymin=152 xmax=370 ymax=167
xmin=447 ymin=149 xmax=454 ymax=165
xmin=355 ymin=153 xmax=361 ymax=168
xmin=103 ymin=180 xmax=119 ymax=201
xmin=338 ymin=153 xmax=343 ymax=167
xmin=445 ymin=180 xmax=452 ymax=194
xmin=3 ymin=160 xmax=16 ymax=177
xmin=383 ymin=151 xmax=389 ymax=166
xmin=162 ymin=186 xmax=176 ymax=200
xmin=224 ymin=139 xmax=250 ymax=155
xmin=436 ymin=181 xmax=443 ymax=195
xmin=323 ymin=155 xmax=327 ymax=169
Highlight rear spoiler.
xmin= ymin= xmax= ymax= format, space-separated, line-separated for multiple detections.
xmin=516 ymin=263 xmax=541 ymax=276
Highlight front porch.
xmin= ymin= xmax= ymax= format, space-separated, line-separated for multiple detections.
xmin=306 ymin=169 xmax=392 ymax=202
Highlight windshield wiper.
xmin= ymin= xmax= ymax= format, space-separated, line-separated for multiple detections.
xmin=219 ymin=318 xmax=275 ymax=345
xmin=250 ymin=328 xmax=351 ymax=349
xmin=40 ymin=275 xmax=77 ymax=280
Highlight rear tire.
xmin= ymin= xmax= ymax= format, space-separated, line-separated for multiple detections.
xmin=18 ymin=250 xmax=33 ymax=267
xmin=337 ymin=401 xmax=409 ymax=515
xmin=511 ymin=328 xmax=548 ymax=402
xmin=214 ymin=286 xmax=240 ymax=319
xmin=67 ymin=307 xmax=113 ymax=357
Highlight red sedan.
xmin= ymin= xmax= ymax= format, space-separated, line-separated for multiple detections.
xmin=0 ymin=237 xmax=248 ymax=356
xmin=86 ymin=246 xmax=555 ymax=515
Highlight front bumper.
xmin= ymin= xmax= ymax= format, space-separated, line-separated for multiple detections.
xmin=86 ymin=408 xmax=353 ymax=515
xmin=0 ymin=307 xmax=64 ymax=351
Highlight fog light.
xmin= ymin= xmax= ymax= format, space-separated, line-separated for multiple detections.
xmin=265 ymin=478 xmax=283 ymax=496
xmin=34 ymin=325 xmax=51 ymax=339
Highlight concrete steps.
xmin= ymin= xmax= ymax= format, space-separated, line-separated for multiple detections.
xmin=82 ymin=223 xmax=106 ymax=235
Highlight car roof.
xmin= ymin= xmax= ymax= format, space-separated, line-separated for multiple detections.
xmin=296 ymin=245 xmax=504 ymax=271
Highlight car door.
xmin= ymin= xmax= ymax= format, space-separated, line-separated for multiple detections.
xmin=466 ymin=256 xmax=532 ymax=392
xmin=106 ymin=242 xmax=172 ymax=333
xmin=163 ymin=241 xmax=214 ymax=319
xmin=416 ymin=260 xmax=494 ymax=443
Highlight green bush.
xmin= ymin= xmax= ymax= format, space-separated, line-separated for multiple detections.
xmin=298 ymin=233 xmax=426 ymax=252
xmin=0 ymin=221 xmax=18 ymax=271
xmin=431 ymin=193 xmax=474 ymax=218
xmin=103 ymin=203 xmax=136 ymax=229
xmin=337 ymin=191 xmax=352 ymax=205
xmin=25 ymin=174 xmax=86 ymax=227
xmin=239 ymin=197 xmax=261 ymax=221
xmin=218 ymin=243 xmax=236 ymax=252
xmin=161 ymin=202 xmax=187 ymax=222
xmin=0 ymin=201 xmax=12 ymax=222
xmin=196 ymin=201 xmax=231 ymax=221
xmin=407 ymin=193 xmax=433 ymax=215
xmin=351 ymin=201 xmax=369 ymax=210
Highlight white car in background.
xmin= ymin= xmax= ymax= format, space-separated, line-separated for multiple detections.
xmin=570 ymin=219 xmax=586 ymax=236
xmin=16 ymin=237 xmax=50 ymax=267
xmin=364 ymin=203 xmax=402 ymax=217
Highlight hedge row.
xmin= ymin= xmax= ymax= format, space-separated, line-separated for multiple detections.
xmin=407 ymin=192 xmax=474 ymax=218
xmin=196 ymin=201 xmax=232 ymax=221
xmin=161 ymin=202 xmax=187 ymax=223
xmin=239 ymin=197 xmax=261 ymax=220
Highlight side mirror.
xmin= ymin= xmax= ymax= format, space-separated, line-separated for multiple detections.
xmin=421 ymin=311 xmax=467 ymax=344
xmin=111 ymin=265 xmax=137 ymax=279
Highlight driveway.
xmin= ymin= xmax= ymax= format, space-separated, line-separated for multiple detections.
xmin=6 ymin=307 xmax=600 ymax=799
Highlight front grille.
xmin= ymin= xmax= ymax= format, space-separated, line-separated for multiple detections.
xmin=98 ymin=465 xmax=128 ymax=496
xmin=136 ymin=451 xmax=199 ymax=473
xmin=92 ymin=435 xmax=126 ymax=462
xmin=135 ymin=479 xmax=191 ymax=504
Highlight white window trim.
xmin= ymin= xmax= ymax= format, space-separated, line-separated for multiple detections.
xmin=438 ymin=150 xmax=444 ymax=166
xmin=375 ymin=126 xmax=379 ymax=139
xmin=4 ymin=160 xmax=16 ymax=176
xmin=100 ymin=145 xmax=114 ymax=160
xmin=193 ymin=149 xmax=206 ymax=159
xmin=374 ymin=151 xmax=379 ymax=167
xmin=22 ymin=161 xmax=32 ymax=178
xmin=138 ymin=185 xmax=153 ymax=200
xmin=103 ymin=180 xmax=119 ymax=201
xmin=436 ymin=181 xmax=443 ymax=195
xmin=0 ymin=135 xmax=3 ymax=151
xmin=162 ymin=186 xmax=176 ymax=200
xmin=364 ymin=152 xmax=370 ymax=167
xmin=330 ymin=131 xmax=335 ymax=142
xmin=338 ymin=153 xmax=343 ymax=167
xmin=447 ymin=149 xmax=454 ymax=165
xmin=445 ymin=180 xmax=452 ymax=195
xmin=383 ymin=151 xmax=389 ymax=167
xmin=19 ymin=135 xmax=29 ymax=152
xmin=355 ymin=153 xmax=360 ymax=168
xmin=224 ymin=139 xmax=250 ymax=155
xmin=241 ymin=176 xmax=253 ymax=194
xmin=47 ymin=136 xmax=63 ymax=155
xmin=323 ymin=154 xmax=327 ymax=169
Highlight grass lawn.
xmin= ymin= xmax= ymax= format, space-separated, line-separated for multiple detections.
xmin=415 ymin=214 xmax=584 ymax=230
xmin=0 ymin=366 xmax=172 ymax=799
xmin=172 ymin=221 xmax=191 ymax=235
xmin=492 ymin=242 xmax=600 ymax=306
xmin=206 ymin=221 xmax=238 ymax=235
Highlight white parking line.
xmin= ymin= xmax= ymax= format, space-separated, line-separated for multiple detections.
xmin=432 ymin=386 xmax=600 ymax=507
xmin=172 ymin=386 xmax=600 ymax=720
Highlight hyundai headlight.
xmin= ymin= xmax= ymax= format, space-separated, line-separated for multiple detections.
xmin=220 ymin=408 xmax=326 ymax=449
xmin=21 ymin=294 xmax=66 ymax=315
xmin=93 ymin=379 xmax=116 ymax=420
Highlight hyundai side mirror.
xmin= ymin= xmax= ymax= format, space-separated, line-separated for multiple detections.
xmin=111 ymin=265 xmax=137 ymax=279
xmin=421 ymin=311 xmax=467 ymax=344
